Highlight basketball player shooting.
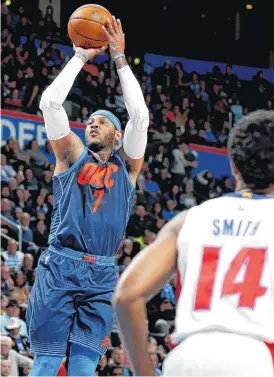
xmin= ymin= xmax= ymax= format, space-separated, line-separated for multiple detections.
xmin=26 ymin=17 xmax=149 ymax=376
xmin=114 ymin=111 xmax=274 ymax=376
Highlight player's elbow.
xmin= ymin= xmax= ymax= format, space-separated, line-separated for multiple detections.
xmin=140 ymin=105 xmax=149 ymax=126
xmin=39 ymin=85 xmax=59 ymax=112
xmin=112 ymin=278 xmax=140 ymax=309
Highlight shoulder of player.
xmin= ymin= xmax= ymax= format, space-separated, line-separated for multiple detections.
xmin=158 ymin=211 xmax=187 ymax=240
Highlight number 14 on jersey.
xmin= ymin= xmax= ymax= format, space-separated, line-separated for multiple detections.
xmin=194 ymin=247 xmax=267 ymax=310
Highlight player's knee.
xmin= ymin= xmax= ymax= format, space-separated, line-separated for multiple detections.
xmin=29 ymin=355 xmax=63 ymax=376
xmin=69 ymin=344 xmax=100 ymax=376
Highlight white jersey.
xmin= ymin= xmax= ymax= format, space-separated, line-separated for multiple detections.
xmin=173 ymin=193 xmax=274 ymax=344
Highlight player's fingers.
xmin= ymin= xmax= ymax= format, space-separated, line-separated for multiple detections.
xmin=117 ymin=19 xmax=124 ymax=35
xmin=112 ymin=15 xmax=119 ymax=33
xmin=102 ymin=25 xmax=111 ymax=40
xmin=105 ymin=18 xmax=115 ymax=36
xmin=98 ymin=46 xmax=107 ymax=54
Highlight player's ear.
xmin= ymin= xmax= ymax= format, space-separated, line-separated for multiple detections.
xmin=115 ymin=130 xmax=122 ymax=144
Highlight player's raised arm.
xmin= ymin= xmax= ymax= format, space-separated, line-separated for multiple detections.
xmin=112 ymin=211 xmax=186 ymax=376
xmin=103 ymin=17 xmax=149 ymax=183
xmin=39 ymin=45 xmax=106 ymax=174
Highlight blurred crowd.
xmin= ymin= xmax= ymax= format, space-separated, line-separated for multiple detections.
xmin=1 ymin=3 xmax=274 ymax=377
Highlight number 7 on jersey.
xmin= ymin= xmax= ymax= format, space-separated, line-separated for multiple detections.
xmin=194 ymin=246 xmax=267 ymax=310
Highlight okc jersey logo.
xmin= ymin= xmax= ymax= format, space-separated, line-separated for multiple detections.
xmin=78 ymin=162 xmax=118 ymax=188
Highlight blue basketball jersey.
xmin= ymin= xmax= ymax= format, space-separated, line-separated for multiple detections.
xmin=48 ymin=148 xmax=135 ymax=256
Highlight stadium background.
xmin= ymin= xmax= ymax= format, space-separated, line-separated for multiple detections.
xmin=1 ymin=0 xmax=274 ymax=375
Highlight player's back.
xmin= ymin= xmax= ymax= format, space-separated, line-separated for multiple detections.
xmin=174 ymin=193 xmax=274 ymax=345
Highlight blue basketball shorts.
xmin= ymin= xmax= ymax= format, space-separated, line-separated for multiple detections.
xmin=26 ymin=245 xmax=118 ymax=357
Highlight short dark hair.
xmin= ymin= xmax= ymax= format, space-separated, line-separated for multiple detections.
xmin=228 ymin=110 xmax=274 ymax=189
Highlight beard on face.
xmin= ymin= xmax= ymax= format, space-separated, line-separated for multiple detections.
xmin=86 ymin=130 xmax=117 ymax=152
xmin=87 ymin=140 xmax=105 ymax=152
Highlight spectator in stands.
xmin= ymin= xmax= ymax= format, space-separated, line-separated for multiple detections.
xmin=13 ymin=189 xmax=26 ymax=211
xmin=1 ymin=359 xmax=11 ymax=376
xmin=1 ymin=295 xmax=9 ymax=315
xmin=15 ymin=15 xmax=31 ymax=37
xmin=1 ymin=154 xmax=17 ymax=182
xmin=161 ymin=275 xmax=176 ymax=305
xmin=231 ymin=98 xmax=243 ymax=121
xmin=22 ymin=169 xmax=38 ymax=192
xmin=34 ymin=196 xmax=48 ymax=216
xmin=143 ymin=230 xmax=156 ymax=247
xmin=170 ymin=142 xmax=187 ymax=185
xmin=20 ymin=254 xmax=35 ymax=286
xmin=37 ymin=40 xmax=48 ymax=56
xmin=23 ymin=189 xmax=32 ymax=211
xmin=76 ymin=106 xmax=90 ymax=124
xmin=189 ymin=71 xmax=200 ymax=94
xmin=8 ymin=178 xmax=18 ymax=200
xmin=144 ymin=171 xmax=161 ymax=203
xmin=162 ymin=199 xmax=179 ymax=221
xmin=39 ymin=170 xmax=53 ymax=192
xmin=12 ymin=271 xmax=29 ymax=305
xmin=152 ymin=202 xmax=163 ymax=220
xmin=0 ymin=335 xmax=33 ymax=376
xmin=1 ymin=138 xmax=17 ymax=163
xmin=25 ymin=139 xmax=49 ymax=176
xmin=122 ymin=238 xmax=133 ymax=256
xmin=33 ymin=220 xmax=48 ymax=248
xmin=0 ymin=300 xmax=27 ymax=336
xmin=148 ymin=145 xmax=169 ymax=175
xmin=127 ymin=205 xmax=155 ymax=238
xmin=149 ymin=352 xmax=161 ymax=376
xmin=180 ymin=181 xmax=197 ymax=209
xmin=164 ymin=184 xmax=181 ymax=207
xmin=265 ymin=99 xmax=273 ymax=111
xmin=1 ymin=199 xmax=13 ymax=220
xmin=204 ymin=121 xmax=217 ymax=143
xmin=96 ymin=354 xmax=108 ymax=375
xmin=1 ymin=265 xmax=14 ymax=296
xmin=110 ymin=347 xmax=125 ymax=369
xmin=1 ymin=185 xmax=10 ymax=199
xmin=2 ymin=239 xmax=24 ymax=270
xmin=152 ymin=125 xmax=173 ymax=144
xmin=114 ymin=84 xmax=126 ymax=113
xmin=4 ymin=89 xmax=23 ymax=109
xmin=157 ymin=168 xmax=172 ymax=195
xmin=199 ymin=80 xmax=209 ymax=103
xmin=111 ymin=366 xmax=125 ymax=376
xmin=19 ymin=212 xmax=37 ymax=253
xmin=5 ymin=317 xmax=31 ymax=355
xmin=105 ymin=86 xmax=117 ymax=111
xmin=180 ymin=143 xmax=198 ymax=178
xmin=223 ymin=64 xmax=238 ymax=95
xmin=43 ymin=5 xmax=59 ymax=38
xmin=20 ymin=66 xmax=39 ymax=114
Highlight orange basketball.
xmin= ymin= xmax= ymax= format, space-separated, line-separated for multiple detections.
xmin=68 ymin=4 xmax=112 ymax=49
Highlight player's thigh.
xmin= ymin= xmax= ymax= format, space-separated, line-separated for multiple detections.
xmin=70 ymin=292 xmax=114 ymax=355
xmin=27 ymin=250 xmax=75 ymax=344
xmin=163 ymin=332 xmax=274 ymax=377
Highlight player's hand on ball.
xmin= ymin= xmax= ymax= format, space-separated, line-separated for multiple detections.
xmin=73 ymin=44 xmax=107 ymax=63
xmin=103 ymin=16 xmax=125 ymax=57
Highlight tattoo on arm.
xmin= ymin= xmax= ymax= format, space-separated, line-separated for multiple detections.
xmin=115 ymin=57 xmax=128 ymax=70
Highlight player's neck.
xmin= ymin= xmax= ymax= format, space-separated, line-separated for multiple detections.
xmin=236 ymin=182 xmax=274 ymax=196
xmin=98 ymin=150 xmax=112 ymax=163
xmin=89 ymin=148 xmax=112 ymax=163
